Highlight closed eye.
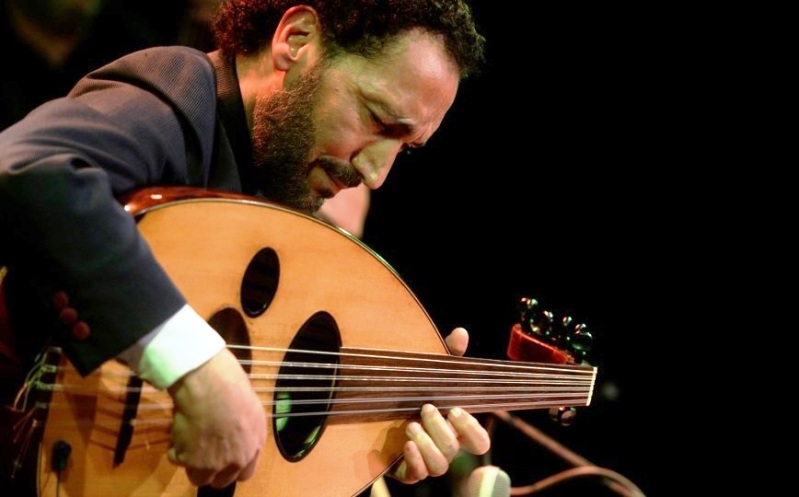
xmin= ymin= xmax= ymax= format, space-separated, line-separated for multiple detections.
xmin=369 ymin=109 xmax=425 ymax=154
xmin=370 ymin=111 xmax=420 ymax=140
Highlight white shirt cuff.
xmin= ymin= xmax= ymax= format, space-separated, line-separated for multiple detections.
xmin=117 ymin=304 xmax=226 ymax=389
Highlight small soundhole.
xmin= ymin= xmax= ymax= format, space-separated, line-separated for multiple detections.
xmin=241 ymin=248 xmax=279 ymax=317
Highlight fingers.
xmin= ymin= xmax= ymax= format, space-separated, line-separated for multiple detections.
xmin=447 ymin=407 xmax=490 ymax=455
xmin=238 ymin=449 xmax=260 ymax=481
xmin=167 ymin=447 xmax=181 ymax=466
xmin=405 ymin=420 xmax=450 ymax=477
xmin=208 ymin=462 xmax=247 ymax=489
xmin=392 ymin=441 xmax=427 ymax=484
xmin=391 ymin=406 xmax=451 ymax=483
xmin=169 ymin=429 xmax=261 ymax=489
xmin=420 ymin=404 xmax=460 ymax=462
xmin=392 ymin=403 xmax=491 ymax=484
xmin=166 ymin=349 xmax=267 ymax=488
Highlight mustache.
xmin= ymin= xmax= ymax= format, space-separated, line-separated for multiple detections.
xmin=316 ymin=157 xmax=362 ymax=188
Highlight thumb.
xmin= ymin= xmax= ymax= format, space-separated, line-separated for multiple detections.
xmin=445 ymin=327 xmax=469 ymax=357
xmin=167 ymin=447 xmax=183 ymax=466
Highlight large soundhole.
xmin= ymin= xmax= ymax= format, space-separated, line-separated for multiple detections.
xmin=241 ymin=248 xmax=279 ymax=317
xmin=274 ymin=311 xmax=341 ymax=462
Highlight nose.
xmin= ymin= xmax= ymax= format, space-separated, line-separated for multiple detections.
xmin=352 ymin=139 xmax=403 ymax=189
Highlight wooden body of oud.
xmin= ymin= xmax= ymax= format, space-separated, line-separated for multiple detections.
xmin=37 ymin=193 xmax=447 ymax=497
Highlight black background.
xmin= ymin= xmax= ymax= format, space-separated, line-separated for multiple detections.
xmin=357 ymin=3 xmax=690 ymax=496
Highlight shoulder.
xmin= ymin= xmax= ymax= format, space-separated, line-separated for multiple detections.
xmin=72 ymin=46 xmax=216 ymax=105
xmin=68 ymin=47 xmax=219 ymax=155
xmin=96 ymin=46 xmax=212 ymax=77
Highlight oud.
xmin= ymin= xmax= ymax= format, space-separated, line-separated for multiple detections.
xmin=3 ymin=187 xmax=597 ymax=497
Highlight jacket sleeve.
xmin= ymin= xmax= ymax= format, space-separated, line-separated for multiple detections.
xmin=0 ymin=47 xmax=218 ymax=375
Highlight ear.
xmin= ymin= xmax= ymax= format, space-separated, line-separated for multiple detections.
xmin=272 ymin=6 xmax=322 ymax=72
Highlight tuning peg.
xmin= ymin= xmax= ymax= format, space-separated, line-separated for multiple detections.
xmin=548 ymin=406 xmax=577 ymax=427
xmin=515 ymin=297 xmax=597 ymax=363
xmin=523 ymin=308 xmax=554 ymax=339
xmin=518 ymin=297 xmax=541 ymax=335
xmin=566 ymin=323 xmax=593 ymax=362
xmin=537 ymin=310 xmax=555 ymax=338
xmin=550 ymin=315 xmax=574 ymax=347
xmin=517 ymin=297 xmax=538 ymax=320
xmin=519 ymin=297 xmax=562 ymax=344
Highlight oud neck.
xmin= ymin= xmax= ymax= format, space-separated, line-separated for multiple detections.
xmin=323 ymin=347 xmax=596 ymax=424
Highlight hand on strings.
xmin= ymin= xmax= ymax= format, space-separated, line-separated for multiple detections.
xmin=167 ymin=348 xmax=266 ymax=488
xmin=389 ymin=327 xmax=491 ymax=484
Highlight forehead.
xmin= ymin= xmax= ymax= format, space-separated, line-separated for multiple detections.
xmin=330 ymin=30 xmax=461 ymax=141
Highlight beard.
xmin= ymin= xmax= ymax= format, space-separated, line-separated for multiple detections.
xmin=251 ymin=63 xmax=329 ymax=213
xmin=251 ymin=61 xmax=362 ymax=213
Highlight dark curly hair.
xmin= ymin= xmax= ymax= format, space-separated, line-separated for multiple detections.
xmin=211 ymin=0 xmax=485 ymax=78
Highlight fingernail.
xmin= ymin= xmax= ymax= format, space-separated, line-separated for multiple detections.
xmin=448 ymin=407 xmax=463 ymax=419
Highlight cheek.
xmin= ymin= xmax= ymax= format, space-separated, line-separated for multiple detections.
xmin=314 ymin=106 xmax=366 ymax=159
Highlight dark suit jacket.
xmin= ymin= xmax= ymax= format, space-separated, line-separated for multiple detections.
xmin=0 ymin=46 xmax=252 ymax=375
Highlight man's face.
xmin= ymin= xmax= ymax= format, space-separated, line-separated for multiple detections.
xmin=250 ymin=29 xmax=461 ymax=214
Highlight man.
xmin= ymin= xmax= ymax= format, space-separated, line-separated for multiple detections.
xmin=0 ymin=0 xmax=488 ymax=492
